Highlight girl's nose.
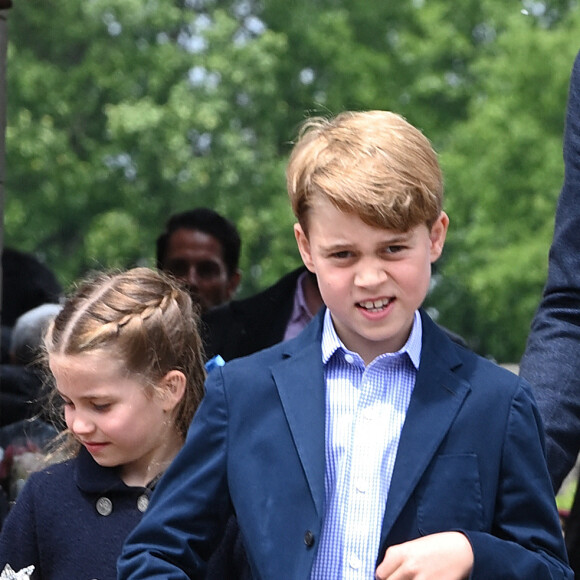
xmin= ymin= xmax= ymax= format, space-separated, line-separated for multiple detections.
xmin=66 ymin=409 xmax=95 ymax=436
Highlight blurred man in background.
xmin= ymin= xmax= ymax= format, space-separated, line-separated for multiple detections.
xmin=156 ymin=208 xmax=241 ymax=313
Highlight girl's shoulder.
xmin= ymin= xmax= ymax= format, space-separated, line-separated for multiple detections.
xmin=15 ymin=457 xmax=77 ymax=502
xmin=28 ymin=456 xmax=76 ymax=480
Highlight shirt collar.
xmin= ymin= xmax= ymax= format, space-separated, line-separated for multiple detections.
xmin=321 ymin=308 xmax=422 ymax=369
xmin=293 ymin=270 xmax=315 ymax=318
xmin=283 ymin=270 xmax=317 ymax=341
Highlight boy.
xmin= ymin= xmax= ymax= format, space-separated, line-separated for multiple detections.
xmin=118 ymin=111 xmax=572 ymax=579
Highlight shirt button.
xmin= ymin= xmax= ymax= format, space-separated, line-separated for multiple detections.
xmin=96 ymin=496 xmax=113 ymax=516
xmin=356 ymin=479 xmax=367 ymax=493
xmin=344 ymin=354 xmax=354 ymax=364
xmin=304 ymin=530 xmax=315 ymax=548
xmin=137 ymin=494 xmax=149 ymax=513
xmin=349 ymin=553 xmax=362 ymax=569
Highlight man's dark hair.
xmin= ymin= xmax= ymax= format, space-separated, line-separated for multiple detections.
xmin=156 ymin=208 xmax=241 ymax=276
xmin=2 ymin=248 xmax=62 ymax=327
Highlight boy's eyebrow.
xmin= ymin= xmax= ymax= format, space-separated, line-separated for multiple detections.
xmin=381 ymin=231 xmax=412 ymax=242
xmin=318 ymin=241 xmax=357 ymax=255
xmin=322 ymin=232 xmax=412 ymax=251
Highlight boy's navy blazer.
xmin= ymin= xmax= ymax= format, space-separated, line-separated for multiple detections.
xmin=119 ymin=310 xmax=571 ymax=579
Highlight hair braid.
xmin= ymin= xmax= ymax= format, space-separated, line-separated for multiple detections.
xmin=43 ymin=267 xmax=206 ymax=455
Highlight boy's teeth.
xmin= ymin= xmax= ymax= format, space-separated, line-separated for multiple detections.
xmin=361 ymin=299 xmax=390 ymax=309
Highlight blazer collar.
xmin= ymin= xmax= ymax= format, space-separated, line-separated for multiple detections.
xmin=270 ymin=309 xmax=470 ymax=530
xmin=272 ymin=311 xmax=327 ymax=517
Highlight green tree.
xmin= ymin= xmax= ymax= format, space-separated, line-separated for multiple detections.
xmin=5 ymin=1 xmax=295 ymax=291
xmin=430 ymin=6 xmax=580 ymax=361
xmin=4 ymin=0 xmax=580 ymax=362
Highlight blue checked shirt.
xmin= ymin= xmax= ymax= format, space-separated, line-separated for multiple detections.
xmin=310 ymin=309 xmax=421 ymax=579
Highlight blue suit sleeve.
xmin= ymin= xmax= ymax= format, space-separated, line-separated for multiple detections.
xmin=118 ymin=368 xmax=232 ymax=579
xmin=464 ymin=381 xmax=573 ymax=579
xmin=520 ymin=49 xmax=580 ymax=491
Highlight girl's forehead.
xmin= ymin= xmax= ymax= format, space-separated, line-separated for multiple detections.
xmin=49 ymin=351 xmax=125 ymax=380
xmin=50 ymin=352 xmax=149 ymax=400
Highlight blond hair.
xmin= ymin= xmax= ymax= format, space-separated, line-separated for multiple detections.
xmin=286 ymin=110 xmax=443 ymax=232
xmin=44 ymin=267 xmax=205 ymax=457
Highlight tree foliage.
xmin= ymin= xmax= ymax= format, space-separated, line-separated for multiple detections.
xmin=430 ymin=5 xmax=580 ymax=359
xmin=3 ymin=0 xmax=580 ymax=361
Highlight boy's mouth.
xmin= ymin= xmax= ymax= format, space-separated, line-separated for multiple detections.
xmin=357 ymin=298 xmax=392 ymax=312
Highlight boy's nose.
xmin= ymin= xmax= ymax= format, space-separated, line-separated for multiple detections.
xmin=354 ymin=263 xmax=388 ymax=287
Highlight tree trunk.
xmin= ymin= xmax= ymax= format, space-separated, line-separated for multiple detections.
xmin=0 ymin=0 xmax=12 ymax=339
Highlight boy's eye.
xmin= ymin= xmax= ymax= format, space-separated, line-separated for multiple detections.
xmin=92 ymin=402 xmax=111 ymax=412
xmin=331 ymin=250 xmax=353 ymax=259
xmin=385 ymin=245 xmax=405 ymax=254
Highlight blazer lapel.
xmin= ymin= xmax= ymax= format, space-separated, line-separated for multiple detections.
xmin=380 ymin=315 xmax=471 ymax=542
xmin=272 ymin=317 xmax=327 ymax=518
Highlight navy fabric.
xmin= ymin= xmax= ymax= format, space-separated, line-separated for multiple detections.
xmin=201 ymin=267 xmax=305 ymax=361
xmin=0 ymin=448 xmax=146 ymax=579
xmin=0 ymin=447 xmax=250 ymax=579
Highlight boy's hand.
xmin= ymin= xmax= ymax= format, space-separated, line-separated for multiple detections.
xmin=375 ymin=531 xmax=473 ymax=580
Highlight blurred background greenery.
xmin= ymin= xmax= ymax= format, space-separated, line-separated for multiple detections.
xmin=3 ymin=0 xmax=580 ymax=363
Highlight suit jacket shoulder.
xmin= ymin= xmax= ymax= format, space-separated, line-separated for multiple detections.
xmin=519 ymin=49 xmax=580 ymax=490
xmin=201 ymin=267 xmax=306 ymax=361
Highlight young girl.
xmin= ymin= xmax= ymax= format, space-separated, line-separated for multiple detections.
xmin=0 ymin=267 xmax=208 ymax=579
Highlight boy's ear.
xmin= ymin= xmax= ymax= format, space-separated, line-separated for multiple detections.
xmin=294 ymin=223 xmax=315 ymax=273
xmin=158 ymin=370 xmax=186 ymax=412
xmin=429 ymin=211 xmax=449 ymax=263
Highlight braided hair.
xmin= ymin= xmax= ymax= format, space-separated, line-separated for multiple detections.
xmin=44 ymin=267 xmax=206 ymax=458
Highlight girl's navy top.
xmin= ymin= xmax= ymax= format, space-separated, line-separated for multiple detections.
xmin=0 ymin=446 xmax=250 ymax=579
